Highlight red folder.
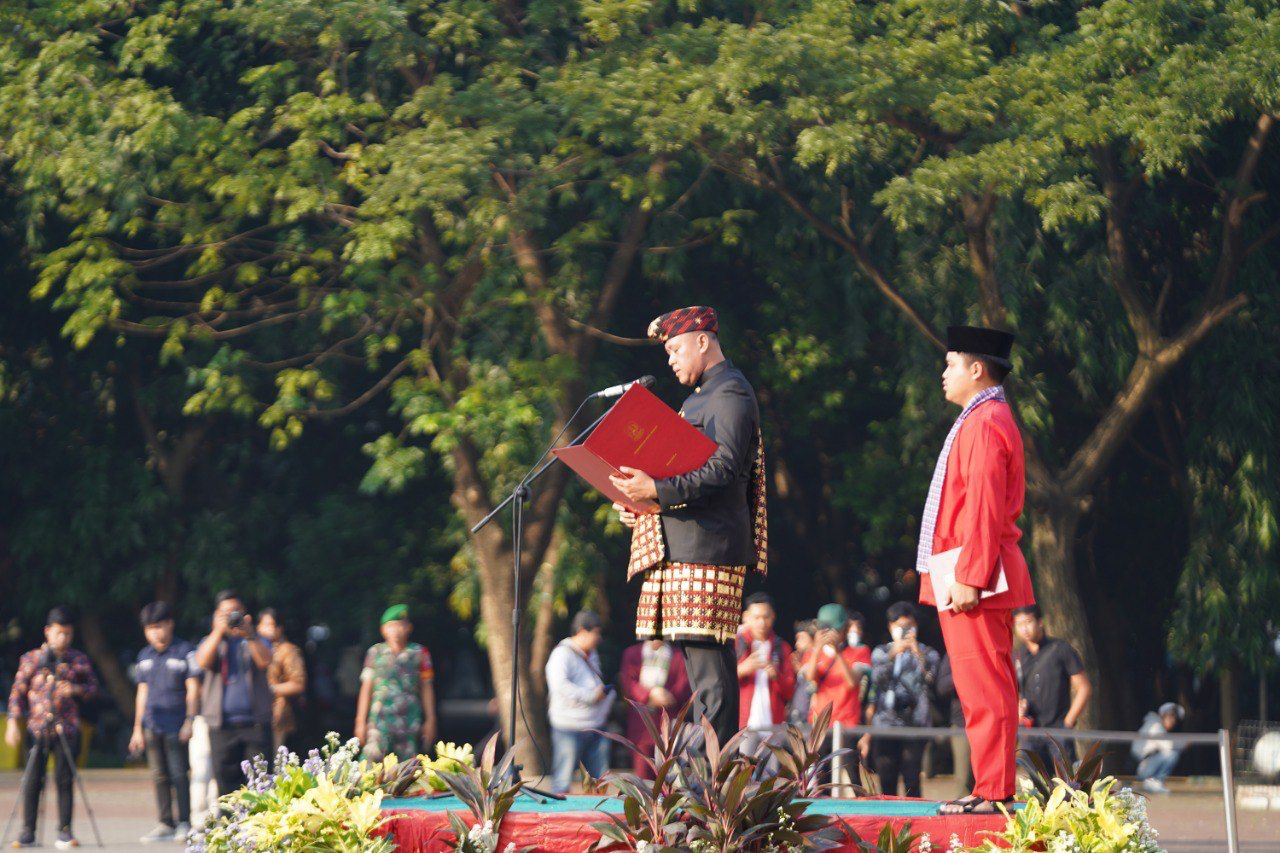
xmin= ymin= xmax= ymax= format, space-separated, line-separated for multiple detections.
xmin=552 ymin=384 xmax=717 ymax=514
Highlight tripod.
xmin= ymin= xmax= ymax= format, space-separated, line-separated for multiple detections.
xmin=1 ymin=660 xmax=105 ymax=848
xmin=471 ymin=398 xmax=616 ymax=801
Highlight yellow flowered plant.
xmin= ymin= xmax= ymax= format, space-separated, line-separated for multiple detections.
xmin=412 ymin=740 xmax=478 ymax=793
xmin=976 ymin=777 xmax=1162 ymax=852
xmin=189 ymin=734 xmax=398 ymax=853
xmin=227 ymin=780 xmax=392 ymax=853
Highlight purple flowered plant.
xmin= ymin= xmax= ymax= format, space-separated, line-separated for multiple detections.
xmin=185 ymin=732 xmax=388 ymax=853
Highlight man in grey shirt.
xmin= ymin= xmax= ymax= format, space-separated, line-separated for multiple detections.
xmin=544 ymin=611 xmax=614 ymax=794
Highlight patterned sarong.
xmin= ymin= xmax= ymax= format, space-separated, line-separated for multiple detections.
xmin=635 ymin=562 xmax=747 ymax=644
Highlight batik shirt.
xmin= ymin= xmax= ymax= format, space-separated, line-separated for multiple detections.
xmin=360 ymin=642 xmax=433 ymax=761
xmin=869 ymin=641 xmax=940 ymax=728
xmin=8 ymin=647 xmax=100 ymax=737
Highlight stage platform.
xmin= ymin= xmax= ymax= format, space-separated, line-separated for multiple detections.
xmin=378 ymin=794 xmax=1015 ymax=850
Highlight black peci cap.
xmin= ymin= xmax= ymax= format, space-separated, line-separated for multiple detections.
xmin=946 ymin=325 xmax=1015 ymax=369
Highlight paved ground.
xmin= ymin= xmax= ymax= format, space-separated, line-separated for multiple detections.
xmin=0 ymin=769 xmax=1275 ymax=851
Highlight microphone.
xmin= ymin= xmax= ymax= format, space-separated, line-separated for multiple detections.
xmin=590 ymin=375 xmax=655 ymax=399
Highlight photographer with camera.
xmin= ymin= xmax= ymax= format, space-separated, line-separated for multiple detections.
xmin=5 ymin=606 xmax=100 ymax=849
xmin=861 ymin=602 xmax=939 ymax=797
xmin=193 ymin=591 xmax=272 ymax=796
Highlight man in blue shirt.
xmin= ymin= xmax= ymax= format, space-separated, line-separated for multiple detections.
xmin=194 ymin=590 xmax=273 ymax=797
xmin=130 ymin=602 xmax=201 ymax=843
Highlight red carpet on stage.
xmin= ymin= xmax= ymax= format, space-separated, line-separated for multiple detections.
xmin=378 ymin=794 xmax=1012 ymax=851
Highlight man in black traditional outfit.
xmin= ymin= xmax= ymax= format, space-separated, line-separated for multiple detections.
xmin=610 ymin=306 xmax=767 ymax=747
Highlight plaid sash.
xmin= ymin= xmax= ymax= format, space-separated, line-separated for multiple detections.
xmin=915 ymin=385 xmax=1005 ymax=575
xmin=628 ymin=433 xmax=768 ymax=580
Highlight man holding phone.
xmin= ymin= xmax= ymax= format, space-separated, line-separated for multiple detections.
xmin=193 ymin=590 xmax=273 ymax=795
xmin=862 ymin=603 xmax=940 ymax=797
xmin=800 ymin=604 xmax=871 ymax=786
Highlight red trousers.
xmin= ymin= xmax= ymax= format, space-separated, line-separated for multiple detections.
xmin=939 ymin=607 xmax=1018 ymax=799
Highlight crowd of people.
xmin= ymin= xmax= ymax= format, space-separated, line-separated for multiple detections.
xmin=545 ymin=598 xmax=1187 ymax=799
xmin=4 ymin=596 xmax=437 ymax=847
xmin=1 ymin=592 xmax=1193 ymax=845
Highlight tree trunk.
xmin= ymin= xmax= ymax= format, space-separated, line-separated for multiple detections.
xmin=78 ymin=612 xmax=134 ymax=718
xmin=1026 ymin=502 xmax=1102 ymax=729
xmin=531 ymin=548 xmax=559 ymax=688
xmin=475 ymin=543 xmax=550 ymax=774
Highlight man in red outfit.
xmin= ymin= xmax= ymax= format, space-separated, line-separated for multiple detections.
xmin=735 ymin=593 xmax=796 ymax=766
xmin=918 ymin=326 xmax=1036 ymax=815
xmin=617 ymin=640 xmax=691 ymax=779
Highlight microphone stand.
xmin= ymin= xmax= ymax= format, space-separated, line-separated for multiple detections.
xmin=471 ymin=400 xmax=616 ymax=801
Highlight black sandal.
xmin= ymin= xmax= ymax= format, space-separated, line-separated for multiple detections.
xmin=958 ymin=796 xmax=1014 ymax=815
xmin=937 ymin=794 xmax=980 ymax=815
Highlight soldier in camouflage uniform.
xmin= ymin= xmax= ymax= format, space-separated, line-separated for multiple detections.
xmin=354 ymin=605 xmax=437 ymax=762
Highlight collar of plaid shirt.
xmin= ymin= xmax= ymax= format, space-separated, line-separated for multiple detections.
xmin=915 ymin=385 xmax=1007 ymax=575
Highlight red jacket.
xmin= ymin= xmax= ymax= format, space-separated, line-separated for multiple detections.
xmin=804 ymin=644 xmax=872 ymax=728
xmin=618 ymin=642 xmax=691 ymax=748
xmin=919 ymin=398 xmax=1035 ymax=610
xmin=736 ymin=631 xmax=796 ymax=728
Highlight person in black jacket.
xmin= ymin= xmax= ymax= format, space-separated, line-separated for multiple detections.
xmin=612 ymin=306 xmax=767 ymax=747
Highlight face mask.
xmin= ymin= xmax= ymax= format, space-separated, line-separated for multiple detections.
xmin=890 ymin=626 xmax=906 ymax=641
xmin=846 ymin=629 xmax=860 ymax=647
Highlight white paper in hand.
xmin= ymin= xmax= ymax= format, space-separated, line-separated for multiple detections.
xmin=927 ymin=547 xmax=1008 ymax=612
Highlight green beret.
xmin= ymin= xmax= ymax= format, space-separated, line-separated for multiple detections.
xmin=381 ymin=604 xmax=409 ymax=625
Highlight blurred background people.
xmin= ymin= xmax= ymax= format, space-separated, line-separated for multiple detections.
xmin=788 ymin=620 xmax=817 ymax=728
xmin=130 ymin=602 xmax=200 ymax=844
xmin=545 ymin=610 xmax=613 ymax=794
xmin=194 ymin=590 xmax=273 ymax=795
xmin=257 ymin=608 xmax=307 ymax=754
xmin=6 ymin=606 xmax=100 ymax=849
xmin=619 ymin=638 xmax=690 ymax=779
xmin=862 ymin=602 xmax=939 ymax=798
xmin=735 ymin=593 xmax=796 ymax=768
xmin=800 ymin=604 xmax=871 ymax=787
xmin=1132 ymin=702 xmax=1185 ymax=794
xmin=1013 ymin=605 xmax=1092 ymax=771
xmin=355 ymin=605 xmax=437 ymax=762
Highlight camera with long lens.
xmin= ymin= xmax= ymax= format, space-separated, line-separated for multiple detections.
xmin=225 ymin=610 xmax=248 ymax=631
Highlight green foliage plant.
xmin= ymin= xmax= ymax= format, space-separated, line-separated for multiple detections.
xmin=435 ymin=733 xmax=531 ymax=853
xmin=1018 ymin=739 xmax=1107 ymax=805
xmin=593 ymin=700 xmax=847 ymax=852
